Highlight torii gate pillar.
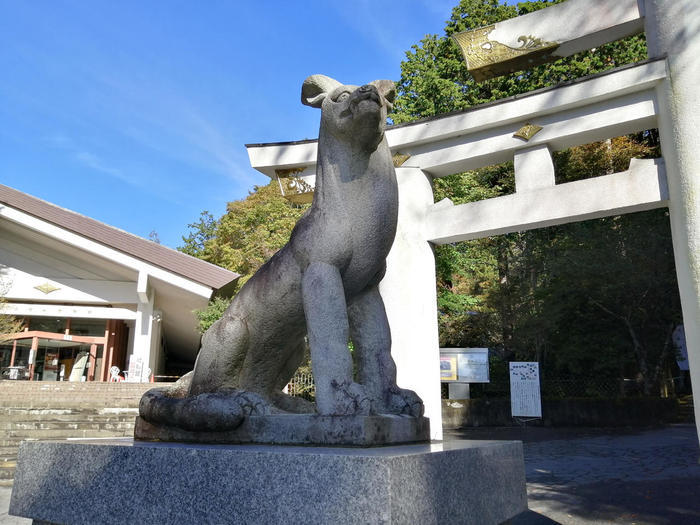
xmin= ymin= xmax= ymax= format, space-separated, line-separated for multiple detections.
xmin=645 ymin=0 xmax=700 ymax=439
xmin=380 ymin=166 xmax=443 ymax=440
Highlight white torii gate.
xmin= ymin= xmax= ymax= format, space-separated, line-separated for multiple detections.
xmin=246 ymin=0 xmax=700 ymax=442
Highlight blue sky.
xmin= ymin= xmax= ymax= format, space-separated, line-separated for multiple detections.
xmin=1 ymin=0 xmax=475 ymax=249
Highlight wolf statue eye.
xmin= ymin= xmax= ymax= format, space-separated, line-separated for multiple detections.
xmin=336 ymin=91 xmax=350 ymax=102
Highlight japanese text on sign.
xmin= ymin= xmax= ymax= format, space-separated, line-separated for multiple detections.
xmin=509 ymin=362 xmax=542 ymax=418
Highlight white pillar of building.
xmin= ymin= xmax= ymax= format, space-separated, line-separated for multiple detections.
xmin=149 ymin=309 xmax=163 ymax=378
xmin=132 ymin=271 xmax=155 ymax=380
xmin=644 ymin=0 xmax=700 ymax=441
xmin=380 ymin=166 xmax=443 ymax=440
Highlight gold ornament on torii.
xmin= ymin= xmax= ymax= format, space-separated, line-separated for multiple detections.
xmin=452 ymin=25 xmax=559 ymax=82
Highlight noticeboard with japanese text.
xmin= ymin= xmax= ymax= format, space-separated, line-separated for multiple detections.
xmin=439 ymin=348 xmax=489 ymax=383
xmin=509 ymin=362 xmax=542 ymax=418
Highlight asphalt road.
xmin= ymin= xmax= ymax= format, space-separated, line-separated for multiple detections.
xmin=3 ymin=424 xmax=699 ymax=524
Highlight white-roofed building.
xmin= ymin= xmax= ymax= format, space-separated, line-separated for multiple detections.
xmin=0 ymin=184 xmax=238 ymax=382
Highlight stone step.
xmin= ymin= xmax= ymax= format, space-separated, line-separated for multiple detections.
xmin=0 ymin=463 xmax=16 ymax=480
xmin=0 ymin=380 xmax=154 ymax=387
xmin=0 ymin=392 xmax=152 ymax=399
xmin=0 ymin=381 xmax=148 ymax=487
xmin=0 ymin=417 xmax=136 ymax=428
xmin=0 ymin=400 xmax=143 ymax=409
xmin=0 ymin=407 xmax=138 ymax=418
xmin=0 ymin=420 xmax=136 ymax=431
xmin=0 ymin=409 xmax=137 ymax=417
xmin=4 ymin=428 xmax=133 ymax=439
xmin=0 ymin=439 xmax=30 ymax=447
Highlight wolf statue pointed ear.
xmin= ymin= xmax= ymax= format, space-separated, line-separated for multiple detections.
xmin=301 ymin=75 xmax=342 ymax=108
xmin=370 ymin=79 xmax=396 ymax=109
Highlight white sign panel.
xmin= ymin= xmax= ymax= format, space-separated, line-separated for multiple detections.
xmin=457 ymin=349 xmax=489 ymax=383
xmin=440 ymin=348 xmax=490 ymax=383
xmin=127 ymin=355 xmax=143 ymax=383
xmin=510 ymin=362 xmax=542 ymax=418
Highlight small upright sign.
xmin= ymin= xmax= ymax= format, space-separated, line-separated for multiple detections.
xmin=509 ymin=362 xmax=542 ymax=418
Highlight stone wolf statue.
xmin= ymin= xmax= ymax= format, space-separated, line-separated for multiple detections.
xmin=139 ymin=75 xmax=424 ymax=432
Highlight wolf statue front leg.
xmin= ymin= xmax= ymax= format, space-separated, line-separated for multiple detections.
xmin=302 ymin=261 xmax=372 ymax=416
xmin=348 ymin=284 xmax=424 ymax=417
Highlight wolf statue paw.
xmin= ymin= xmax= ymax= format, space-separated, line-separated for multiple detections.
xmin=384 ymin=387 xmax=424 ymax=417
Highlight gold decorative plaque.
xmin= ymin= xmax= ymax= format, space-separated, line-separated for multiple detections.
xmin=392 ymin=153 xmax=411 ymax=167
xmin=513 ymin=123 xmax=544 ymax=141
xmin=275 ymin=168 xmax=314 ymax=204
xmin=35 ymin=282 xmax=60 ymax=294
xmin=452 ymin=25 xmax=559 ymax=82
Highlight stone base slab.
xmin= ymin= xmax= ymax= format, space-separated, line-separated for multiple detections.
xmin=134 ymin=414 xmax=430 ymax=446
xmin=10 ymin=438 xmax=527 ymax=525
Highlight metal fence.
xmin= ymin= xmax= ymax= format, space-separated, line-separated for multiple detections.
xmin=287 ymin=370 xmax=315 ymax=401
xmin=288 ymin=371 xmax=652 ymax=401
xmin=468 ymin=378 xmax=638 ymax=399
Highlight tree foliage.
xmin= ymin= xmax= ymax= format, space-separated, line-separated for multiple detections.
xmin=180 ymin=182 xmax=309 ymax=286
xmin=392 ymin=0 xmax=647 ymax=123
xmin=0 ymin=281 xmax=23 ymax=340
xmin=194 ymin=295 xmax=232 ymax=334
xmin=180 ymin=182 xmax=309 ymax=333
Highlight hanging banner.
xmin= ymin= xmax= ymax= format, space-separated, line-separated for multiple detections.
xmin=509 ymin=362 xmax=542 ymax=418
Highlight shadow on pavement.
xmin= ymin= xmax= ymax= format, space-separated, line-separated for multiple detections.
xmin=444 ymin=425 xmax=655 ymax=443
xmin=446 ymin=425 xmax=700 ymax=525
xmin=526 ymin=477 xmax=700 ymax=525
xmin=512 ymin=509 xmax=561 ymax=523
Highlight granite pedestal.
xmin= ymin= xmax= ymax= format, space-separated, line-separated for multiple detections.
xmin=134 ymin=414 xmax=430 ymax=446
xmin=10 ymin=438 xmax=527 ymax=524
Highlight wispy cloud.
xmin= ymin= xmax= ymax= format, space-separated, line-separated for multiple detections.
xmin=73 ymin=151 xmax=124 ymax=179
xmin=43 ymin=133 xmax=182 ymax=201
xmin=89 ymin=70 xmax=259 ymax=190
xmin=10 ymin=37 xmax=258 ymax=196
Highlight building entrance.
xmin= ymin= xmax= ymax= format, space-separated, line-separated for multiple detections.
xmin=0 ymin=317 xmax=128 ymax=381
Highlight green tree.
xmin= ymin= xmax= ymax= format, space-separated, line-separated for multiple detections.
xmin=392 ymin=0 xmax=646 ymax=123
xmin=183 ymin=182 xmax=309 ymax=285
xmin=181 ymin=182 xmax=310 ymax=332
xmin=179 ymin=211 xmax=216 ymax=258
xmin=0 ymin=281 xmax=22 ymax=340
xmin=194 ymin=295 xmax=232 ymax=334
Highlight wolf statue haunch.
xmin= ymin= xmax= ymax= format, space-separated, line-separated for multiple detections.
xmin=138 ymin=75 xmax=424 ymax=433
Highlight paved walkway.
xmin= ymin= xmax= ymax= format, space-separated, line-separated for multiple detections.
xmin=446 ymin=424 xmax=700 ymax=524
xmin=0 ymin=487 xmax=27 ymax=525
xmin=2 ymin=425 xmax=699 ymax=524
